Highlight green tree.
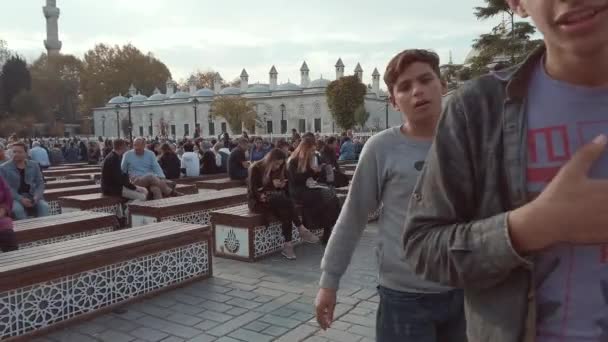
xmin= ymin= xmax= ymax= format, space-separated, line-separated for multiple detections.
xmin=354 ymin=105 xmax=370 ymax=131
xmin=326 ymin=75 xmax=367 ymax=131
xmin=181 ymin=70 xmax=229 ymax=90
xmin=80 ymin=43 xmax=172 ymax=115
xmin=11 ymin=90 xmax=44 ymax=121
xmin=210 ymin=96 xmax=257 ymax=134
xmin=1 ymin=55 xmax=31 ymax=114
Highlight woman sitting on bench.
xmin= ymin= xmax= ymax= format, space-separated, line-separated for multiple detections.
xmin=248 ymin=148 xmax=319 ymax=260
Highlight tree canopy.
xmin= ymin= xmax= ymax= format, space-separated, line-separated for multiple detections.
xmin=326 ymin=76 xmax=367 ymax=131
xmin=210 ymin=96 xmax=258 ymax=134
xmin=1 ymin=55 xmax=31 ymax=114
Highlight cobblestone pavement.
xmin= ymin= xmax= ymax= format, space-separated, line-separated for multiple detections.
xmin=35 ymin=223 xmax=380 ymax=342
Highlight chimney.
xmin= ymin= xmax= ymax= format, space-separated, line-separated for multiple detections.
xmin=165 ymin=78 xmax=175 ymax=96
xmin=269 ymin=66 xmax=278 ymax=91
xmin=214 ymin=73 xmax=222 ymax=93
xmin=240 ymin=69 xmax=249 ymax=92
xmin=128 ymin=83 xmax=137 ymax=96
xmin=372 ymin=67 xmax=380 ymax=96
xmin=188 ymin=75 xmax=197 ymax=94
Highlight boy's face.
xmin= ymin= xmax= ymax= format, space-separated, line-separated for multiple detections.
xmin=509 ymin=0 xmax=608 ymax=55
xmin=390 ymin=61 xmax=445 ymax=125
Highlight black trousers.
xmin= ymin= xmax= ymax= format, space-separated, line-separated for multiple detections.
xmin=296 ymin=188 xmax=340 ymax=243
xmin=255 ymin=193 xmax=302 ymax=242
xmin=0 ymin=229 xmax=18 ymax=252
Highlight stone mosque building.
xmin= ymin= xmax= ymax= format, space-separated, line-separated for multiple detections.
xmin=92 ymin=60 xmax=401 ymax=138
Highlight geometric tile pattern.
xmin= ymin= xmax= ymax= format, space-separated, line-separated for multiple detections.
xmin=253 ymin=223 xmax=323 ymax=259
xmin=0 ymin=241 xmax=209 ymax=339
xmin=48 ymin=201 xmax=61 ymax=216
xmin=160 ymin=204 xmax=241 ymax=226
xmin=19 ymin=227 xmax=115 ymax=249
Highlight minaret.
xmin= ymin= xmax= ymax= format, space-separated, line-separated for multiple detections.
xmin=214 ymin=73 xmax=222 ymax=93
xmin=269 ymin=66 xmax=278 ymax=91
xmin=354 ymin=63 xmax=363 ymax=81
xmin=240 ymin=69 xmax=249 ymax=92
xmin=43 ymin=0 xmax=62 ymax=56
xmin=449 ymin=50 xmax=453 ymax=65
xmin=335 ymin=58 xmax=345 ymax=79
xmin=372 ymin=68 xmax=380 ymax=95
xmin=128 ymin=84 xmax=137 ymax=96
xmin=165 ymin=78 xmax=175 ymax=96
xmin=300 ymin=61 xmax=310 ymax=87
xmin=188 ymin=75 xmax=197 ymax=94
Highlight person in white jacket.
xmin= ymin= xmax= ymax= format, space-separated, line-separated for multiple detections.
xmin=180 ymin=142 xmax=200 ymax=177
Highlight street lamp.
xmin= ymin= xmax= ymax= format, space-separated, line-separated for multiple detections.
xmin=149 ymin=113 xmax=153 ymax=137
xmin=280 ymin=103 xmax=286 ymax=134
xmin=101 ymin=114 xmax=106 ymax=137
xmin=208 ymin=107 xmax=214 ymax=137
xmin=114 ymin=104 xmax=121 ymax=138
xmin=192 ymin=97 xmax=199 ymax=138
xmin=385 ymin=97 xmax=389 ymax=129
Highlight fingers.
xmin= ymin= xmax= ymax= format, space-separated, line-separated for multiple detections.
xmin=561 ymin=135 xmax=607 ymax=179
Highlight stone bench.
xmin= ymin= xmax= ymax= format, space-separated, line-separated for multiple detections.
xmin=45 ymin=185 xmax=101 ymax=215
xmin=45 ymin=179 xmax=95 ymax=190
xmin=14 ymin=211 xmax=119 ymax=249
xmin=66 ymin=173 xmax=101 ymax=182
xmin=173 ymin=173 xmax=227 ymax=185
xmin=58 ymin=193 xmax=127 ymax=220
xmin=210 ymin=204 xmax=323 ymax=261
xmin=0 ymin=221 xmax=212 ymax=340
xmin=344 ymin=170 xmax=354 ymax=180
xmin=341 ymin=164 xmax=357 ymax=172
xmin=128 ymin=187 xmax=247 ymax=227
xmin=175 ymin=183 xmax=198 ymax=195
xmin=43 ymin=167 xmax=101 ymax=180
xmin=59 ymin=162 xmax=90 ymax=168
xmin=196 ymin=178 xmax=246 ymax=191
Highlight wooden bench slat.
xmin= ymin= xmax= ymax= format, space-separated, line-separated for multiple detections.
xmin=45 ymin=179 xmax=96 ymax=189
xmin=14 ymin=211 xmax=119 ymax=243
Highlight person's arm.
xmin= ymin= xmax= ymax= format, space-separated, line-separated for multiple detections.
xmin=248 ymin=166 xmax=264 ymax=201
xmin=0 ymin=168 xmax=20 ymax=202
xmin=320 ymin=142 xmax=381 ymax=289
xmin=403 ymin=90 xmax=530 ymax=290
xmin=107 ymin=155 xmax=135 ymax=190
xmin=287 ymin=160 xmax=311 ymax=186
xmin=151 ymin=153 xmax=166 ymax=178
xmin=31 ymin=163 xmax=45 ymax=201
xmin=120 ymin=152 xmax=129 ymax=174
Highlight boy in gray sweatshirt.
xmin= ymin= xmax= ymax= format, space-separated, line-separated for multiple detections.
xmin=315 ymin=49 xmax=465 ymax=342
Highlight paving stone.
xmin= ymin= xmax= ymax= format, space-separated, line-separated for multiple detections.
xmin=226 ymin=282 xmax=258 ymax=292
xmin=359 ymin=338 xmax=375 ymax=342
xmin=74 ymin=321 xmax=107 ymax=335
xmin=333 ymin=304 xmax=354 ymax=319
xmin=256 ymin=281 xmax=303 ymax=294
xmin=228 ymin=328 xmax=274 ymax=342
xmin=285 ymin=301 xmax=315 ymax=314
xmin=261 ymin=325 xmax=289 ymax=336
xmin=216 ymin=274 xmax=261 ymax=285
xmin=102 ymin=317 xmax=141 ymax=332
xmin=348 ymin=324 xmax=375 ymax=339
xmin=166 ymin=312 xmax=204 ymax=326
xmin=253 ymin=295 xmax=273 ymax=303
xmin=147 ymin=296 xmax=179 ymax=308
xmin=191 ymin=284 xmax=232 ymax=294
xmin=204 ymin=278 xmax=231 ymax=286
xmin=196 ymin=311 xmax=234 ymax=323
xmin=355 ymin=301 xmax=378 ymax=310
xmin=195 ymin=292 xmax=234 ymax=303
xmin=226 ymin=297 xmax=262 ymax=309
xmin=225 ymin=307 xmax=248 ymax=316
xmin=172 ymin=303 xmax=206 ymax=315
xmin=170 ymin=293 xmax=207 ymax=305
xmin=351 ymin=288 xmax=377 ymax=301
xmin=113 ymin=309 xmax=148 ymax=321
xmin=207 ymin=311 xmax=263 ymax=337
xmin=185 ymin=333 xmax=217 ymax=342
xmin=253 ymin=293 xmax=300 ymax=313
xmin=295 ymin=296 xmax=315 ymax=305
xmin=339 ymin=314 xmax=374 ymax=327
xmin=194 ymin=320 xmax=220 ymax=331
xmin=275 ymin=324 xmax=318 ymax=342
xmin=243 ymin=321 xmax=271 ymax=332
xmin=337 ymin=287 xmax=362 ymax=296
xmin=199 ymin=300 xmax=234 ymax=313
xmin=337 ymin=295 xmax=360 ymax=305
xmin=302 ymin=336 xmax=329 ymax=342
xmin=271 ymin=307 xmax=297 ymax=318
xmin=226 ymin=289 xmax=257 ymax=300
xmin=97 ymin=329 xmax=136 ymax=342
xmin=136 ymin=315 xmax=203 ymax=339
xmin=130 ymin=327 xmax=169 ymax=342
xmin=131 ymin=303 xmax=174 ymax=318
xmin=253 ymin=287 xmax=285 ymax=298
xmin=368 ymin=295 xmax=379 ymax=303
xmin=291 ymin=311 xmax=314 ymax=322
xmin=160 ymin=337 xmax=185 ymax=342
xmin=349 ymin=307 xmax=374 ymax=316
xmin=47 ymin=331 xmax=99 ymax=342
xmin=317 ymin=328 xmax=363 ymax=342
xmin=213 ymin=337 xmax=241 ymax=342
xmin=259 ymin=314 xmax=301 ymax=329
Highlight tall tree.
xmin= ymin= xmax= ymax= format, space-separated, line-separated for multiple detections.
xmin=210 ymin=96 xmax=258 ymax=134
xmin=80 ymin=43 xmax=172 ymax=115
xmin=1 ymin=55 xmax=31 ymax=114
xmin=353 ymin=105 xmax=370 ymax=131
xmin=182 ymin=70 xmax=221 ymax=89
xmin=326 ymin=75 xmax=367 ymax=131
xmin=30 ymin=53 xmax=83 ymax=123
xmin=11 ymin=90 xmax=43 ymax=121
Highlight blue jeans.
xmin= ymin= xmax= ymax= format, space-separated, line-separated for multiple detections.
xmin=376 ymin=286 xmax=466 ymax=342
xmin=12 ymin=200 xmax=50 ymax=220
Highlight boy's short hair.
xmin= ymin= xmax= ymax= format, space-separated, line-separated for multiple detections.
xmin=113 ymin=139 xmax=127 ymax=150
xmin=10 ymin=142 xmax=27 ymax=152
xmin=384 ymin=49 xmax=441 ymax=96
xmin=183 ymin=143 xmax=194 ymax=152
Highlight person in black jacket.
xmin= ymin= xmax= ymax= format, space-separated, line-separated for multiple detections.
xmin=158 ymin=143 xmax=181 ymax=180
xmin=101 ymin=139 xmax=148 ymax=201
xmin=287 ymin=135 xmax=340 ymax=244
xmin=248 ymin=148 xmax=318 ymax=260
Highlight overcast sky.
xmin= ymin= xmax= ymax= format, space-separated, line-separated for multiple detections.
xmin=2 ymin=0 xmax=521 ymax=90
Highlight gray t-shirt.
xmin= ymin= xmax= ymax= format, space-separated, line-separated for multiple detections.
xmin=320 ymin=126 xmax=452 ymax=293
xmin=526 ymin=58 xmax=608 ymax=340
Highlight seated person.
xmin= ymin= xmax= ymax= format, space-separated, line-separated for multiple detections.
xmin=214 ymin=142 xmax=230 ymax=173
xmin=121 ymin=137 xmax=181 ymax=200
xmin=0 ymin=143 xmax=49 ymax=220
xmin=158 ymin=143 xmax=181 ymax=180
xmin=228 ymin=138 xmax=250 ymax=181
xmin=200 ymin=141 xmax=221 ymax=175
xmin=101 ymin=139 xmax=148 ymax=201
xmin=0 ymin=175 xmax=17 ymax=252
xmin=29 ymin=141 xmax=51 ymax=169
xmin=180 ymin=142 xmax=200 ymax=177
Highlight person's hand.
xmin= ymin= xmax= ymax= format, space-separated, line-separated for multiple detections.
xmin=312 ymin=166 xmax=321 ymax=173
xmin=272 ymin=179 xmax=284 ymax=188
xmin=135 ymin=186 xmax=148 ymax=195
xmin=259 ymin=193 xmax=268 ymax=203
xmin=510 ymin=135 xmax=608 ymax=252
xmin=315 ymin=288 xmax=337 ymax=330
xmin=20 ymin=198 xmax=33 ymax=208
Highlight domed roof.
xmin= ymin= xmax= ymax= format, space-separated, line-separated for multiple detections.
xmin=147 ymin=93 xmax=168 ymax=101
xmin=308 ymin=78 xmax=331 ymax=88
xmin=246 ymin=85 xmax=270 ymax=94
xmin=170 ymin=91 xmax=191 ymax=100
xmin=108 ymin=95 xmax=127 ymax=105
xmin=275 ymin=82 xmax=301 ymax=92
xmin=130 ymin=93 xmax=148 ymax=102
xmin=194 ymin=88 xmax=215 ymax=97
xmin=220 ymin=87 xmax=241 ymax=95
xmin=464 ymin=48 xmax=480 ymax=65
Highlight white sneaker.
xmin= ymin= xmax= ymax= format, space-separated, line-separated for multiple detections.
xmin=299 ymin=227 xmax=319 ymax=244
xmin=281 ymin=243 xmax=296 ymax=260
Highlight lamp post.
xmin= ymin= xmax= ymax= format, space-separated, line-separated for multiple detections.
xmin=101 ymin=114 xmax=106 ymax=137
xmin=192 ymin=97 xmax=199 ymax=137
xmin=208 ymin=107 xmax=214 ymax=137
xmin=385 ymin=97 xmax=389 ymax=130
xmin=114 ymin=104 xmax=121 ymax=138
xmin=125 ymin=95 xmax=133 ymax=143
xmin=280 ymin=103 xmax=286 ymax=135
xmin=149 ymin=113 xmax=153 ymax=137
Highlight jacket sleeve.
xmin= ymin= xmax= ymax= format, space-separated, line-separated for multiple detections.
xmin=248 ymin=165 xmax=264 ymax=201
xmin=287 ymin=160 xmax=311 ymax=186
xmin=32 ymin=163 xmax=45 ymax=200
xmin=151 ymin=154 xmax=166 ymax=178
xmin=402 ymin=91 xmax=530 ymax=290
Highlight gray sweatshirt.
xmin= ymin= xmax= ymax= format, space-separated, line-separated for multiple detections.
xmin=319 ymin=126 xmax=452 ymax=293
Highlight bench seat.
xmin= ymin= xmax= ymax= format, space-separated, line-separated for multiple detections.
xmin=65 ymin=173 xmax=101 ymax=182
xmin=129 ymin=188 xmax=247 ymax=227
xmin=43 ymin=167 xmax=101 ymax=179
xmin=45 ymin=179 xmax=95 ymax=190
xmin=173 ymin=173 xmax=227 ymax=185
xmin=0 ymin=221 xmax=212 ymax=340
xmin=175 ymin=183 xmax=198 ymax=195
xmin=58 ymin=193 xmax=127 ymax=219
xmin=210 ymin=204 xmax=323 ymax=261
xmin=196 ymin=178 xmax=246 ymax=190
xmin=14 ymin=211 xmax=119 ymax=249
xmin=45 ymin=185 xmax=101 ymax=215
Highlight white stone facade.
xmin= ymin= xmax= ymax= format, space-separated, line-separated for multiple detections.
xmin=93 ymin=60 xmax=402 ymax=138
